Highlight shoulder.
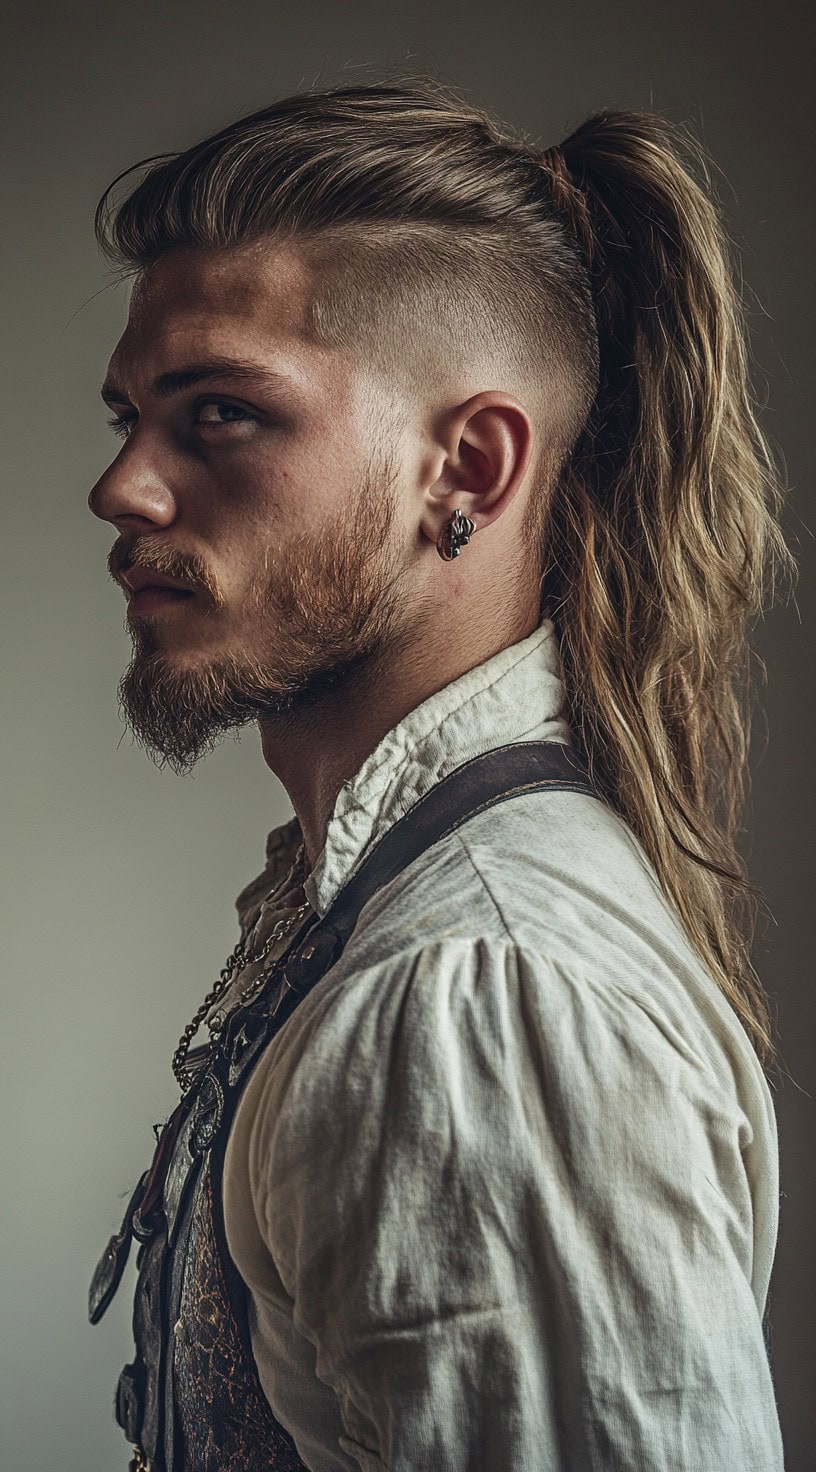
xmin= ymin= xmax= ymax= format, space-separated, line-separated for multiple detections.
xmin=289 ymin=934 xmax=714 ymax=1091
xmin=356 ymin=788 xmax=708 ymax=1024
xmin=253 ymin=935 xmax=736 ymax=1216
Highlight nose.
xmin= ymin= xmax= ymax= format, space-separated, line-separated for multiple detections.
xmin=87 ymin=438 xmax=178 ymax=531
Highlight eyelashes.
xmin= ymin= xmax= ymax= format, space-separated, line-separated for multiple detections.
xmin=106 ymin=399 xmax=256 ymax=440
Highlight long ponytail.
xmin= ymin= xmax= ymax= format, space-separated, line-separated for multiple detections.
xmin=527 ymin=110 xmax=795 ymax=1067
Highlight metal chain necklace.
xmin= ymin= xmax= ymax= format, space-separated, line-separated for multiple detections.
xmin=171 ymin=838 xmax=311 ymax=1095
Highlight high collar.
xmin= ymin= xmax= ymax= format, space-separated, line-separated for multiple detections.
xmin=235 ymin=614 xmax=571 ymax=928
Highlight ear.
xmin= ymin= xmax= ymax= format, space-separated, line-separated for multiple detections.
xmin=419 ymin=391 xmax=535 ymax=553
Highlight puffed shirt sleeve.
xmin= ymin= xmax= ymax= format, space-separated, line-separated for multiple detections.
xmin=250 ymin=936 xmax=784 ymax=1471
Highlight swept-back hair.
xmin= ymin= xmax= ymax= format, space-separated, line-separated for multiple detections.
xmin=96 ymin=75 xmax=795 ymax=1067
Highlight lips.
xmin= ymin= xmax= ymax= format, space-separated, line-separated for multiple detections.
xmin=126 ymin=584 xmax=196 ymax=617
xmin=121 ymin=567 xmax=196 ymax=597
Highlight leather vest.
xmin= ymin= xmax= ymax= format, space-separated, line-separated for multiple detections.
xmin=88 ymin=740 xmax=768 ymax=1469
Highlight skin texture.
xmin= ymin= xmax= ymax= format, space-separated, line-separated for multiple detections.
xmin=89 ymin=239 xmax=542 ymax=868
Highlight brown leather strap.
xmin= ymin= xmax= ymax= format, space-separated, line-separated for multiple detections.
xmin=326 ymin=739 xmax=597 ymax=939
xmin=276 ymin=740 xmax=600 ymax=1000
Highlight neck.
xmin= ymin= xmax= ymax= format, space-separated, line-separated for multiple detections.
xmin=258 ymin=605 xmax=541 ymax=871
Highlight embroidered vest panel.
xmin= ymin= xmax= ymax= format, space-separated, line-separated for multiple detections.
xmin=173 ymin=1161 xmax=307 ymax=1471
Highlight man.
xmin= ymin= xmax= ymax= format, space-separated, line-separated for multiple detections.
xmin=87 ymin=78 xmax=787 ymax=1470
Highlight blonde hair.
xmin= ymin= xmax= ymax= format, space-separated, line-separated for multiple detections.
xmin=96 ymin=74 xmax=796 ymax=1067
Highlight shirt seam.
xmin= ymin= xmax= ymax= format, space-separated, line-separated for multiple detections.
xmin=454 ymin=829 xmax=515 ymax=940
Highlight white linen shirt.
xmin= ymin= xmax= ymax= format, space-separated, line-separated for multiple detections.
xmin=220 ymin=615 xmax=784 ymax=1471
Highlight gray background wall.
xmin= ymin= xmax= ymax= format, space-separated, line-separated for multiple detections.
xmin=1 ymin=1 xmax=812 ymax=1467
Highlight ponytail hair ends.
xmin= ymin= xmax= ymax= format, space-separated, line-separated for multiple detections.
xmin=531 ymin=109 xmax=795 ymax=1067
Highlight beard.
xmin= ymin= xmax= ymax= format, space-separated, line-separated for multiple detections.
xmin=116 ymin=448 xmax=418 ymax=776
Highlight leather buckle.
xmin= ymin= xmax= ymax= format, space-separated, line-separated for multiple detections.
xmin=115 ymin=1358 xmax=145 ymax=1443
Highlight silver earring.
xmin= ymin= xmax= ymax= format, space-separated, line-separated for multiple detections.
xmin=436 ymin=507 xmax=477 ymax=561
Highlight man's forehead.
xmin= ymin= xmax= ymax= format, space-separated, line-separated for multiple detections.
xmin=134 ymin=240 xmax=310 ymax=312
xmin=108 ymin=243 xmax=318 ymax=387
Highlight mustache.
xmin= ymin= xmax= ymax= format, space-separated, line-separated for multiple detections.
xmin=108 ymin=537 xmax=216 ymax=601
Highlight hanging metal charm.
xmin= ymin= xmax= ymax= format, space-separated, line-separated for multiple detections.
xmin=436 ymin=507 xmax=476 ymax=560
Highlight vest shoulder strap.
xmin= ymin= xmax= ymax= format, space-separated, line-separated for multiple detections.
xmin=335 ymin=737 xmax=597 ymax=934
xmin=273 ymin=739 xmax=601 ymax=1003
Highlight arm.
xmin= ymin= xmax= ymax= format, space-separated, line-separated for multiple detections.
xmin=254 ymin=937 xmax=784 ymax=1471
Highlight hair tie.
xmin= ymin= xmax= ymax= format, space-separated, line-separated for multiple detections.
xmin=538 ymin=143 xmax=597 ymax=273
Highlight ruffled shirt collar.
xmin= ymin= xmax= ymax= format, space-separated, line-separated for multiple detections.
xmin=235 ymin=614 xmax=571 ymax=930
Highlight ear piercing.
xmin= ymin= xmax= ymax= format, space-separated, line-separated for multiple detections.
xmin=436 ymin=507 xmax=477 ymax=560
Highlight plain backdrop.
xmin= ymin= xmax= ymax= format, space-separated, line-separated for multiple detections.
xmin=1 ymin=2 xmax=812 ymax=1468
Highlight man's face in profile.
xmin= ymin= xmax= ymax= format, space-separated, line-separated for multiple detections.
xmin=89 ymin=241 xmax=412 ymax=773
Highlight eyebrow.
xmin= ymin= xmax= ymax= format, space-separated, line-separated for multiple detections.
xmin=100 ymin=357 xmax=296 ymax=407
